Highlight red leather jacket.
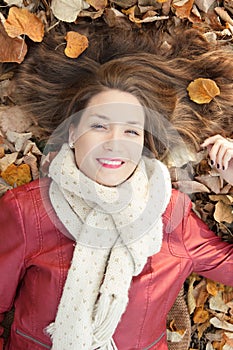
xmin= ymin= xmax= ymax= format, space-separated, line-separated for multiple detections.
xmin=0 ymin=178 xmax=232 ymax=350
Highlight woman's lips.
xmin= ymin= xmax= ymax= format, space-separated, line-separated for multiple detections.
xmin=97 ymin=158 xmax=125 ymax=169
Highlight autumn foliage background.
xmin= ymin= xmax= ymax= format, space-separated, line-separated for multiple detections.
xmin=0 ymin=1 xmax=233 ymax=349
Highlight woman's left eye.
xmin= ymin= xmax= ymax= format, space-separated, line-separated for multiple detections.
xmin=125 ymin=129 xmax=140 ymax=136
xmin=91 ymin=123 xmax=106 ymax=130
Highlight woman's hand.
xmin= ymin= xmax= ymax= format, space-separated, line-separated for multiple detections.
xmin=201 ymin=135 xmax=233 ymax=185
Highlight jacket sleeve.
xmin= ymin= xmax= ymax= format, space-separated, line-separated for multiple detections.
xmin=168 ymin=190 xmax=233 ymax=286
xmin=0 ymin=189 xmax=27 ymax=345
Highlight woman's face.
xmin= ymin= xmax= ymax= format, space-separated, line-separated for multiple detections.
xmin=69 ymin=89 xmax=145 ymax=186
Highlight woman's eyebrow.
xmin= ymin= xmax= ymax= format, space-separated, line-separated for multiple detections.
xmin=89 ymin=115 xmax=143 ymax=127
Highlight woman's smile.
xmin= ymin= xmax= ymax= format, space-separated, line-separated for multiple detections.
xmin=97 ymin=158 xmax=125 ymax=168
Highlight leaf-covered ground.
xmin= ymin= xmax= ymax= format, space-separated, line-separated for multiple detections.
xmin=0 ymin=1 xmax=233 ymax=349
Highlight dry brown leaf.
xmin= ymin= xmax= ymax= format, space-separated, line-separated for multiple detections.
xmin=85 ymin=0 xmax=107 ymax=10
xmin=0 ymin=147 xmax=5 ymax=159
xmin=64 ymin=31 xmax=89 ymax=59
xmin=172 ymin=180 xmax=210 ymax=193
xmin=215 ymin=7 xmax=233 ymax=26
xmin=209 ymin=292 xmax=229 ymax=313
xmin=223 ymin=332 xmax=233 ymax=347
xmin=167 ymin=329 xmax=186 ymax=342
xmin=214 ymin=201 xmax=233 ymax=224
xmin=0 ymin=106 xmax=33 ymax=133
xmin=3 ymin=0 xmax=23 ymax=5
xmin=209 ymin=195 xmax=233 ymax=205
xmin=24 ymin=152 xmax=39 ymax=180
xmin=6 ymin=131 xmax=32 ymax=153
xmin=172 ymin=0 xmax=194 ymax=19
xmin=4 ymin=7 xmax=44 ymax=42
xmin=207 ymin=280 xmax=219 ymax=296
xmin=0 ymin=177 xmax=12 ymax=197
xmin=0 ymin=152 xmax=18 ymax=172
xmin=198 ymin=320 xmax=211 ymax=339
xmin=187 ymin=78 xmax=220 ymax=104
xmin=51 ymin=0 xmax=90 ymax=22
xmin=195 ymin=0 xmax=216 ymax=13
xmin=193 ymin=306 xmax=210 ymax=324
xmin=0 ymin=22 xmax=27 ymax=64
xmin=195 ymin=175 xmax=222 ymax=194
xmin=210 ymin=317 xmax=233 ymax=332
xmin=1 ymin=163 xmax=32 ymax=187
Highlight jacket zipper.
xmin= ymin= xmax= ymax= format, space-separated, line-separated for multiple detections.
xmin=143 ymin=331 xmax=166 ymax=350
xmin=16 ymin=329 xmax=51 ymax=349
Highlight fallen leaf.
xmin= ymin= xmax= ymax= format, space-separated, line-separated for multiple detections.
xmin=51 ymin=0 xmax=90 ymax=22
xmin=187 ymin=78 xmax=220 ymax=104
xmin=0 ymin=106 xmax=33 ymax=133
xmin=195 ymin=175 xmax=222 ymax=194
xmin=85 ymin=0 xmax=107 ymax=10
xmin=4 ymin=7 xmax=44 ymax=42
xmin=24 ymin=152 xmax=39 ymax=180
xmin=0 ymin=153 xmax=18 ymax=172
xmin=214 ymin=201 xmax=233 ymax=224
xmin=172 ymin=0 xmax=194 ymax=19
xmin=0 ymin=22 xmax=27 ymax=64
xmin=167 ymin=329 xmax=187 ymax=342
xmin=207 ymin=279 xmax=219 ymax=296
xmin=0 ymin=147 xmax=4 ymax=159
xmin=0 ymin=177 xmax=12 ymax=197
xmin=209 ymin=292 xmax=229 ymax=313
xmin=172 ymin=180 xmax=210 ymax=193
xmin=64 ymin=31 xmax=89 ymax=58
xmin=193 ymin=306 xmax=210 ymax=324
xmin=210 ymin=317 xmax=233 ymax=332
xmin=209 ymin=195 xmax=233 ymax=205
xmin=3 ymin=0 xmax=23 ymax=5
xmin=6 ymin=131 xmax=32 ymax=152
xmin=215 ymin=7 xmax=233 ymax=26
xmin=195 ymin=0 xmax=216 ymax=13
xmin=1 ymin=163 xmax=32 ymax=187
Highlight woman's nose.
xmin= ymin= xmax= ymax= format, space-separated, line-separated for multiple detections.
xmin=103 ymin=126 xmax=124 ymax=152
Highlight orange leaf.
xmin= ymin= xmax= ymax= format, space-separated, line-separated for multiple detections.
xmin=64 ymin=31 xmax=89 ymax=59
xmin=0 ymin=22 xmax=27 ymax=63
xmin=85 ymin=0 xmax=108 ymax=10
xmin=173 ymin=0 xmax=194 ymax=19
xmin=4 ymin=7 xmax=44 ymax=42
xmin=1 ymin=163 xmax=32 ymax=187
xmin=187 ymin=78 xmax=220 ymax=104
xmin=193 ymin=306 xmax=210 ymax=324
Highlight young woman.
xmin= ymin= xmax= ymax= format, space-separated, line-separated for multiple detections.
xmin=0 ymin=28 xmax=233 ymax=350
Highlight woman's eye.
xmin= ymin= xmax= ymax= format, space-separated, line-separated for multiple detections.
xmin=125 ymin=129 xmax=140 ymax=136
xmin=91 ymin=123 xmax=106 ymax=130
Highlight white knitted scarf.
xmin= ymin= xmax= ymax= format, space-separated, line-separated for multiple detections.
xmin=46 ymin=143 xmax=171 ymax=350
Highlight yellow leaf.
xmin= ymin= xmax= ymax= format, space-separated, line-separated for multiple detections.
xmin=187 ymin=78 xmax=220 ymax=104
xmin=4 ymin=7 xmax=44 ymax=42
xmin=1 ymin=163 xmax=31 ymax=187
xmin=64 ymin=31 xmax=89 ymax=59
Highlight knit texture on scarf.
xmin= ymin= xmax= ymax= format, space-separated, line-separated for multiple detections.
xmin=46 ymin=143 xmax=171 ymax=350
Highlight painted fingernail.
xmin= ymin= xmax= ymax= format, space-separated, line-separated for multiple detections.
xmin=217 ymin=164 xmax=220 ymax=169
xmin=211 ymin=160 xmax=214 ymax=165
xmin=222 ymin=166 xmax=225 ymax=170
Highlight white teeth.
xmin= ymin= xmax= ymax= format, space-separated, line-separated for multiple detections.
xmin=99 ymin=159 xmax=122 ymax=166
